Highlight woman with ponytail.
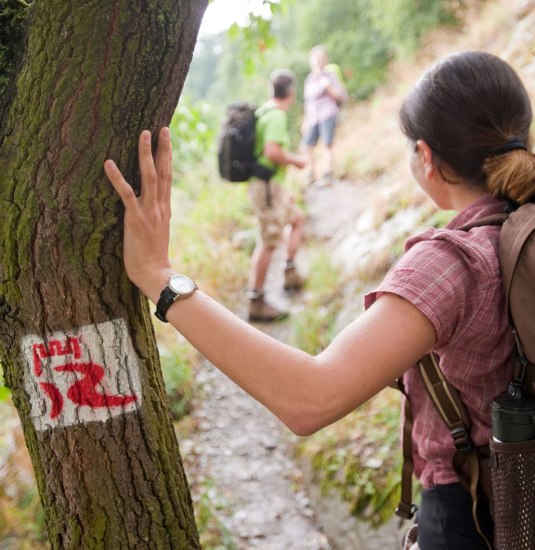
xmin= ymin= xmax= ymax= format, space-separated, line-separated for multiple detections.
xmin=105 ymin=51 xmax=533 ymax=549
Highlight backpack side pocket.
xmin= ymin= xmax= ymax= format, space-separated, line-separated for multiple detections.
xmin=490 ymin=437 xmax=535 ymax=549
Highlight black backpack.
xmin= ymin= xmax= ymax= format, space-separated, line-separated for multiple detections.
xmin=217 ymin=102 xmax=273 ymax=183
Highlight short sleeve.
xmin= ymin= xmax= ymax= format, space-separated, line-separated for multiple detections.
xmin=262 ymin=109 xmax=288 ymax=147
xmin=365 ymin=239 xmax=476 ymax=348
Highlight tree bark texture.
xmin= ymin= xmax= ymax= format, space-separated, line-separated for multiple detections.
xmin=0 ymin=1 xmax=207 ymax=548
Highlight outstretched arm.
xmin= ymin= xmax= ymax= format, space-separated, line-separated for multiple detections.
xmin=104 ymin=128 xmax=436 ymax=435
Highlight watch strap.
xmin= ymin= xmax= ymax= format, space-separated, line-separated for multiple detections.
xmin=155 ymin=287 xmax=177 ymax=323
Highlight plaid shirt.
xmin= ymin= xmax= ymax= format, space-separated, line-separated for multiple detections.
xmin=365 ymin=195 xmax=515 ymax=487
xmin=303 ymin=70 xmax=346 ymax=127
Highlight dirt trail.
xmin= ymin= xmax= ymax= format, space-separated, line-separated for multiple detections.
xmin=184 ymin=177 xmax=403 ymax=549
xmin=190 ymin=352 xmax=331 ymax=549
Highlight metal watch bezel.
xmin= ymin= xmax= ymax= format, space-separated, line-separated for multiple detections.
xmin=155 ymin=274 xmax=197 ymax=323
xmin=168 ymin=274 xmax=197 ymax=297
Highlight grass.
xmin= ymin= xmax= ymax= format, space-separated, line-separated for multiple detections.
xmin=295 ymin=389 xmax=419 ymax=527
xmin=291 ymin=248 xmax=343 ymax=354
xmin=194 ymin=478 xmax=238 ymax=550
xmin=169 ymin=173 xmax=254 ymax=304
xmin=290 ymin=244 xmax=409 ymax=527
xmin=158 ymin=342 xmax=198 ymax=421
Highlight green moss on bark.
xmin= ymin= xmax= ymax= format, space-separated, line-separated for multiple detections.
xmin=0 ymin=0 xmax=30 ymax=100
xmin=0 ymin=1 xmax=208 ymax=547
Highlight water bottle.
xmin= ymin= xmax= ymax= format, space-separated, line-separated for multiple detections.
xmin=491 ymin=386 xmax=535 ymax=442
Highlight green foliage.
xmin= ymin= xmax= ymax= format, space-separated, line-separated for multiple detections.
xmin=159 ymin=344 xmax=196 ymax=421
xmin=226 ymin=0 xmax=291 ymax=77
xmin=0 ymin=367 xmax=10 ymax=402
xmin=0 ymin=0 xmax=30 ymax=100
xmin=195 ymin=478 xmax=237 ymax=550
xmin=185 ymin=0 xmax=465 ymax=104
xmin=170 ymin=99 xmax=219 ymax=173
xmin=291 ymin=249 xmax=342 ymax=354
xmin=0 ymin=401 xmax=48 ymax=549
xmin=426 ymin=208 xmax=457 ymax=228
xmin=168 ymin=145 xmax=253 ymax=303
xmin=368 ymin=0 xmax=463 ymax=56
xmin=297 ymin=390 xmax=413 ymax=526
xmin=0 ymin=386 xmax=10 ymax=401
xmin=185 ymin=1 xmax=295 ymax=105
xmin=291 ymin=0 xmax=391 ymax=99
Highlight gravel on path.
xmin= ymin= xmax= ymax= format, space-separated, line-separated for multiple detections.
xmin=189 ymin=352 xmax=332 ymax=549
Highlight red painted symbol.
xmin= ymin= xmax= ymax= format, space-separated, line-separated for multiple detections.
xmin=32 ymin=336 xmax=137 ymax=419
xmin=39 ymin=382 xmax=64 ymax=419
xmin=33 ymin=337 xmax=81 ymax=377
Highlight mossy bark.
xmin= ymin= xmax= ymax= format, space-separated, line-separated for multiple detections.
xmin=0 ymin=1 xmax=207 ymax=548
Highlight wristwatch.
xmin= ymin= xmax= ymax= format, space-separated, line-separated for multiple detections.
xmin=155 ymin=274 xmax=198 ymax=322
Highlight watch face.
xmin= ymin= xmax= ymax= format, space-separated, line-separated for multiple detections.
xmin=169 ymin=275 xmax=196 ymax=295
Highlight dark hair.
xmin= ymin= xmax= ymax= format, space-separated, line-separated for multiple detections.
xmin=270 ymin=69 xmax=297 ymax=100
xmin=399 ymin=51 xmax=535 ymax=204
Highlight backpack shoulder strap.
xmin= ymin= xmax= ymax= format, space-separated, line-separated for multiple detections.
xmin=394 ymin=354 xmax=492 ymax=549
xmin=418 ymin=353 xmax=472 ymax=442
xmin=417 ymin=354 xmax=492 ymax=548
xmin=500 ymin=207 xmax=535 ymax=301
xmin=499 ymin=204 xmax=535 ymax=363
xmin=458 ymin=212 xmax=508 ymax=231
xmin=391 ymin=377 xmax=418 ymax=520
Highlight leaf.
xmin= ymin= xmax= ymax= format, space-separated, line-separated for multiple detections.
xmin=0 ymin=385 xmax=11 ymax=402
xmin=227 ymin=22 xmax=240 ymax=40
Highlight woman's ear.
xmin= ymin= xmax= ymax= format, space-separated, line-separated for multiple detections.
xmin=416 ymin=140 xmax=436 ymax=179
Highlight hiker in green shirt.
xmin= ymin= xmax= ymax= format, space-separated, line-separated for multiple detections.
xmin=246 ymin=69 xmax=307 ymax=322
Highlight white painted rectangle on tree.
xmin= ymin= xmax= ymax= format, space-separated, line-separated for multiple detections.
xmin=21 ymin=319 xmax=143 ymax=431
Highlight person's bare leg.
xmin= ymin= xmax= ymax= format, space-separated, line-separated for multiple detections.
xmin=284 ymin=212 xmax=306 ymax=291
xmin=286 ymin=211 xmax=304 ymax=262
xmin=248 ymin=242 xmax=288 ymax=321
xmin=249 ymin=242 xmax=275 ymax=291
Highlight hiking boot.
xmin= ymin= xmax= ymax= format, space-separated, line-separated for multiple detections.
xmin=319 ymin=171 xmax=334 ymax=187
xmin=248 ymin=292 xmax=289 ymax=322
xmin=284 ymin=266 xmax=305 ymax=291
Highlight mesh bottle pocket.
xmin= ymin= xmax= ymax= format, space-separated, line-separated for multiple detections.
xmin=490 ymin=438 xmax=535 ymax=549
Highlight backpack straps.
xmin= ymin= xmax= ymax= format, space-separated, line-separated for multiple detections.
xmin=418 ymin=353 xmax=473 ymax=448
xmin=392 ymin=376 xmax=418 ymax=520
xmin=395 ymin=353 xmax=493 ymax=549
xmin=458 ymin=212 xmax=508 ymax=231
xmin=393 ymin=353 xmax=473 ymax=520
xmin=499 ymin=204 xmax=535 ymax=365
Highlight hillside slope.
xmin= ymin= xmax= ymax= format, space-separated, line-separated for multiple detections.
xmin=301 ymin=0 xmax=535 ymax=321
xmin=335 ymin=0 xmax=535 ymax=211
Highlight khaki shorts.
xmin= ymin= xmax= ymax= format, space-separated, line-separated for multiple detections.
xmin=248 ymin=179 xmax=301 ymax=247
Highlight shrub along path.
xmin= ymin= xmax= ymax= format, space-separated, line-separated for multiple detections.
xmin=182 ymin=176 xmax=402 ymax=549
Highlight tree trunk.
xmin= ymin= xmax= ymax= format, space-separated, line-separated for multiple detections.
xmin=0 ymin=1 xmax=207 ymax=547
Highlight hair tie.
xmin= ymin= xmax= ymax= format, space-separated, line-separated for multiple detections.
xmin=494 ymin=137 xmax=527 ymax=155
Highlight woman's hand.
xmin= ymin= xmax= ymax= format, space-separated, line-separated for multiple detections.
xmin=104 ymin=128 xmax=175 ymax=300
